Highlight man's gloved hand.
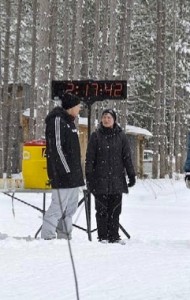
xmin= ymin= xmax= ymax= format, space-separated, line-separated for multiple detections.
xmin=128 ymin=177 xmax=136 ymax=187
xmin=185 ymin=175 xmax=190 ymax=181
xmin=185 ymin=174 xmax=190 ymax=189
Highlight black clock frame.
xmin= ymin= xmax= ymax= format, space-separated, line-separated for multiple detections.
xmin=51 ymin=80 xmax=127 ymax=104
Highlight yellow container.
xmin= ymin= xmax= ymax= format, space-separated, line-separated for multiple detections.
xmin=22 ymin=140 xmax=50 ymax=189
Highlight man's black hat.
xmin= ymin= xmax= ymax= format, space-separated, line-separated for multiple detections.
xmin=61 ymin=93 xmax=80 ymax=110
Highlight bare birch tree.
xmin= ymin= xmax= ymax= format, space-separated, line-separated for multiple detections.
xmin=62 ymin=0 xmax=70 ymax=80
xmin=72 ymin=0 xmax=84 ymax=129
xmin=175 ymin=0 xmax=186 ymax=175
xmin=99 ymin=0 xmax=109 ymax=79
xmin=49 ymin=0 xmax=58 ymax=111
xmin=107 ymin=0 xmax=117 ymax=80
xmin=159 ymin=1 xmax=167 ymax=178
xmin=6 ymin=0 xmax=22 ymax=177
xmin=152 ymin=0 xmax=162 ymax=179
xmin=35 ymin=0 xmax=51 ymax=139
xmin=118 ymin=0 xmax=127 ymax=75
xmin=73 ymin=0 xmax=84 ymax=79
xmin=178 ymin=1 xmax=189 ymax=173
xmin=70 ymin=0 xmax=77 ymax=78
xmin=92 ymin=0 xmax=101 ymax=79
xmin=0 ymin=13 xmax=3 ymax=178
xmin=97 ymin=0 xmax=109 ymax=121
xmin=2 ymin=0 xmax=11 ymax=172
xmin=81 ymin=11 xmax=89 ymax=79
xmin=29 ymin=0 xmax=37 ymax=140
xmin=168 ymin=0 xmax=177 ymax=178
xmin=90 ymin=0 xmax=101 ymax=132
xmin=175 ymin=98 xmax=181 ymax=175
xmin=120 ymin=0 xmax=134 ymax=129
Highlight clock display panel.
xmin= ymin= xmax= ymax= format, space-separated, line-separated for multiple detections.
xmin=52 ymin=80 xmax=127 ymax=102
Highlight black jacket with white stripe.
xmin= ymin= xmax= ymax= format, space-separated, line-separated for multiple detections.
xmin=45 ymin=106 xmax=84 ymax=189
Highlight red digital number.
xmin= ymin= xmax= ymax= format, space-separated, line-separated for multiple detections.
xmin=85 ymin=84 xmax=89 ymax=96
xmin=91 ymin=82 xmax=98 ymax=96
xmin=104 ymin=83 xmax=113 ymax=97
xmin=65 ymin=83 xmax=74 ymax=94
xmin=114 ymin=83 xmax=122 ymax=97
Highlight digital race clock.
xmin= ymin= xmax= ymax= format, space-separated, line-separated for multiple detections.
xmin=52 ymin=80 xmax=127 ymax=103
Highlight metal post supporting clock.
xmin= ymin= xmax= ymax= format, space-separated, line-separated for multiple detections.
xmin=51 ymin=80 xmax=130 ymax=241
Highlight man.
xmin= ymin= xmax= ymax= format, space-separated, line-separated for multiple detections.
xmin=85 ymin=109 xmax=136 ymax=244
xmin=41 ymin=93 xmax=84 ymax=240
xmin=184 ymin=132 xmax=190 ymax=188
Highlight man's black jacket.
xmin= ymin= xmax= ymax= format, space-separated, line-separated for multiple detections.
xmin=45 ymin=107 xmax=84 ymax=189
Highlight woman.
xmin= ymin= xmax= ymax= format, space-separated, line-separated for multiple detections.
xmin=85 ymin=109 xmax=136 ymax=243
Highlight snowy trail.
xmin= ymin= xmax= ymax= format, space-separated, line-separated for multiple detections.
xmin=1 ymin=178 xmax=190 ymax=300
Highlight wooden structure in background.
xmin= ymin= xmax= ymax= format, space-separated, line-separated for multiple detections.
xmin=22 ymin=112 xmax=152 ymax=179
xmin=125 ymin=125 xmax=152 ymax=178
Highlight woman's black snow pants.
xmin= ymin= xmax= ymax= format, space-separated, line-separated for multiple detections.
xmin=95 ymin=194 xmax=122 ymax=242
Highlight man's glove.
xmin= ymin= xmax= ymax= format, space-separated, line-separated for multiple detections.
xmin=128 ymin=177 xmax=136 ymax=187
xmin=185 ymin=174 xmax=190 ymax=189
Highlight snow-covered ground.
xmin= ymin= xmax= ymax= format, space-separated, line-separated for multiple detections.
xmin=1 ymin=178 xmax=190 ymax=300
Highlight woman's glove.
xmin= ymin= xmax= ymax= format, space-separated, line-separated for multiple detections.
xmin=128 ymin=177 xmax=136 ymax=187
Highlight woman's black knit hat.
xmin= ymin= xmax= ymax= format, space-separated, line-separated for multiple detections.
xmin=102 ymin=109 xmax=116 ymax=122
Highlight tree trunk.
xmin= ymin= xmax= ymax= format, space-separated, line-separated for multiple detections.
xmin=70 ymin=0 xmax=77 ymax=78
xmin=0 ymin=19 xmax=3 ymax=177
xmin=6 ymin=0 xmax=22 ymax=177
xmin=90 ymin=0 xmax=101 ymax=133
xmin=35 ymin=0 xmax=50 ymax=139
xmin=73 ymin=0 xmax=84 ymax=79
xmin=92 ymin=0 xmax=100 ymax=79
xmin=99 ymin=0 xmax=109 ymax=79
xmin=98 ymin=0 xmax=110 ymax=113
xmin=81 ymin=15 xmax=89 ymax=79
xmin=29 ymin=0 xmax=37 ymax=140
xmin=120 ymin=0 xmax=134 ymax=129
xmin=168 ymin=0 xmax=177 ymax=179
xmin=2 ymin=0 xmax=11 ymax=172
xmin=118 ymin=0 xmax=127 ymax=76
xmin=159 ymin=0 xmax=167 ymax=178
xmin=152 ymin=0 xmax=162 ymax=179
xmin=49 ymin=0 xmax=58 ymax=111
xmin=63 ymin=0 xmax=69 ymax=80
xmin=108 ymin=0 xmax=117 ymax=79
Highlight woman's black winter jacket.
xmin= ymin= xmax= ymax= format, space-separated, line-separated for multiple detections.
xmin=85 ymin=123 xmax=136 ymax=195
xmin=45 ymin=107 xmax=84 ymax=189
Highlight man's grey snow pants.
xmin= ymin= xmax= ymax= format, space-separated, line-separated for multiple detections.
xmin=41 ymin=188 xmax=79 ymax=240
